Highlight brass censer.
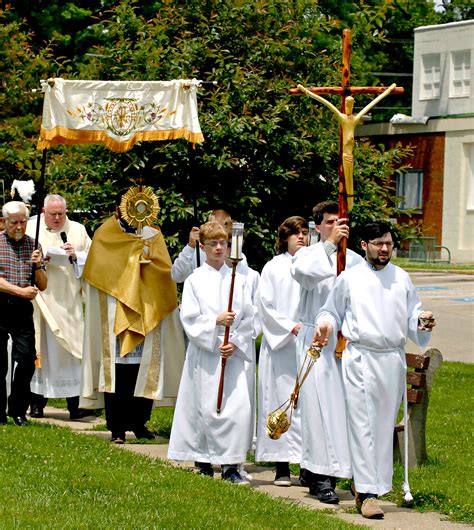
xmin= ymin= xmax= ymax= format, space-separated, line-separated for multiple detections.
xmin=266 ymin=342 xmax=322 ymax=440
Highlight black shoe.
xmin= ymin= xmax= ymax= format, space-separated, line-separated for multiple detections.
xmin=133 ymin=427 xmax=155 ymax=440
xmin=69 ymin=409 xmax=93 ymax=420
xmin=274 ymin=462 xmax=291 ymax=486
xmin=314 ymin=488 xmax=339 ymax=504
xmin=111 ymin=432 xmax=126 ymax=444
xmin=196 ymin=462 xmax=214 ymax=478
xmin=221 ymin=466 xmax=249 ymax=485
xmin=0 ymin=415 xmax=7 ymax=425
xmin=12 ymin=416 xmax=29 ymax=427
xmin=30 ymin=406 xmax=44 ymax=418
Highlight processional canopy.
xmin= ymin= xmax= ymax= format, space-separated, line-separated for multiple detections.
xmin=37 ymin=78 xmax=204 ymax=153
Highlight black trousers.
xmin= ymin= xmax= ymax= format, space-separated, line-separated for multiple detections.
xmin=30 ymin=392 xmax=80 ymax=414
xmin=104 ymin=363 xmax=153 ymax=434
xmin=0 ymin=296 xmax=36 ymax=418
xmin=304 ymin=469 xmax=337 ymax=491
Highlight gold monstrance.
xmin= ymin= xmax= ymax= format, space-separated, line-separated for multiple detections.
xmin=119 ymin=185 xmax=160 ymax=263
xmin=119 ymin=185 xmax=160 ymax=232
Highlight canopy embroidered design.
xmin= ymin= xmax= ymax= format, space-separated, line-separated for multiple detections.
xmin=38 ymin=78 xmax=204 ymax=153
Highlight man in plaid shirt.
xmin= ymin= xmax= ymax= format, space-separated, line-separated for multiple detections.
xmin=0 ymin=201 xmax=47 ymax=426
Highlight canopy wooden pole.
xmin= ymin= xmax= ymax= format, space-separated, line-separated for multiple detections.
xmin=30 ymin=148 xmax=47 ymax=285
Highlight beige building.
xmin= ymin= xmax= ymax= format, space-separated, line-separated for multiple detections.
xmin=358 ymin=20 xmax=474 ymax=263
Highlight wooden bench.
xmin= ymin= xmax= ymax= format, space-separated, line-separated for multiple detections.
xmin=393 ymin=348 xmax=443 ymax=467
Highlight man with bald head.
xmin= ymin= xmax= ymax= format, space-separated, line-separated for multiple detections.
xmin=0 ymin=201 xmax=47 ymax=426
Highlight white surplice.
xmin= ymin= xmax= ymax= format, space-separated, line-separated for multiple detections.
xmin=172 ymin=249 xmax=260 ymax=453
xmin=80 ymin=283 xmax=185 ymax=409
xmin=236 ymin=258 xmax=260 ymax=453
xmin=26 ymin=216 xmax=91 ymax=397
xmin=171 ymin=244 xmax=206 ymax=283
xmin=168 ymin=262 xmax=255 ymax=465
xmin=291 ymin=242 xmax=363 ymax=478
xmin=256 ymin=252 xmax=302 ymax=463
xmin=316 ymin=260 xmax=432 ymax=495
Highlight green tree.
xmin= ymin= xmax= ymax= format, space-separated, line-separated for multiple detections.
xmin=438 ymin=0 xmax=474 ymax=21
xmin=0 ymin=7 xmax=53 ymax=202
xmin=0 ymin=0 xmax=445 ymax=268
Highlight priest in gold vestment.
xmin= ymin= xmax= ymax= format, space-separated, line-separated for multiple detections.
xmin=81 ymin=189 xmax=185 ymax=442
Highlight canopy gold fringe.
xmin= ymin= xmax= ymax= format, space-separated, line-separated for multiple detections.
xmin=37 ymin=126 xmax=204 ymax=152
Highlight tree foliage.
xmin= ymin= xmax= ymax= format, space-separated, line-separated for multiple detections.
xmin=1 ymin=0 xmax=466 ymax=268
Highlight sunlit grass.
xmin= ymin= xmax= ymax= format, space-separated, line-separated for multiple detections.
xmin=42 ymin=362 xmax=474 ymax=524
xmin=393 ymin=257 xmax=474 ymax=271
xmin=384 ymin=362 xmax=474 ymax=524
xmin=0 ymin=422 xmax=360 ymax=529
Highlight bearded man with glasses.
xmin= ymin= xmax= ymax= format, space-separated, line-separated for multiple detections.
xmin=313 ymin=220 xmax=435 ymax=520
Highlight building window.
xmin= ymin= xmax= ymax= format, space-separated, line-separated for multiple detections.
xmin=450 ymin=50 xmax=471 ymax=98
xmin=468 ymin=144 xmax=474 ymax=210
xmin=397 ymin=170 xmax=423 ymax=211
xmin=421 ymin=54 xmax=441 ymax=100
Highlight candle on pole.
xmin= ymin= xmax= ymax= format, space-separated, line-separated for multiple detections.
xmin=216 ymin=221 xmax=244 ymax=414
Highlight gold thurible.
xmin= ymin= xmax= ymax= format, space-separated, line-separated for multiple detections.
xmin=265 ymin=342 xmax=322 ymax=440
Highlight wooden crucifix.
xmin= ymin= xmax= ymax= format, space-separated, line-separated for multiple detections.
xmin=290 ymin=28 xmax=404 ymax=275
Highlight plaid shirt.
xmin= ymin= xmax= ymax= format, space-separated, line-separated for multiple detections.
xmin=0 ymin=232 xmax=41 ymax=288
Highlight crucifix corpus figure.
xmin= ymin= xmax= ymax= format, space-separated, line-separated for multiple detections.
xmin=297 ymin=82 xmax=396 ymax=211
xmin=290 ymin=28 xmax=403 ymax=275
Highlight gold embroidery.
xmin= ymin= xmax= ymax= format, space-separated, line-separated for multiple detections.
xmin=144 ymin=323 xmax=161 ymax=399
xmin=99 ymin=290 xmax=112 ymax=391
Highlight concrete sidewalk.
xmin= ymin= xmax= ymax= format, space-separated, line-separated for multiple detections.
xmin=30 ymin=407 xmax=471 ymax=530
xmin=408 ymin=271 xmax=474 ymax=363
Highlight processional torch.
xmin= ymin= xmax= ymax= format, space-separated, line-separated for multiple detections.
xmin=216 ymin=222 xmax=244 ymax=414
xmin=308 ymin=221 xmax=319 ymax=246
xmin=266 ymin=342 xmax=322 ymax=439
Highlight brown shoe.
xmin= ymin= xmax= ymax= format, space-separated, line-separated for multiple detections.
xmin=360 ymin=497 xmax=384 ymax=519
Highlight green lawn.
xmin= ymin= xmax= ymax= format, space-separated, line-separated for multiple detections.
xmin=393 ymin=257 xmax=474 ymax=272
xmin=385 ymin=361 xmax=474 ymax=524
xmin=0 ymin=422 xmax=360 ymax=529
xmin=4 ymin=361 xmax=472 ymax=527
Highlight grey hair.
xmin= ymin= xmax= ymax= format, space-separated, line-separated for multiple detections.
xmin=2 ymin=201 xmax=29 ymax=219
xmin=44 ymin=194 xmax=67 ymax=208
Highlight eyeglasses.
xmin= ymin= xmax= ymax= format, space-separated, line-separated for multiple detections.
xmin=368 ymin=240 xmax=394 ymax=249
xmin=204 ymin=240 xmax=228 ymax=248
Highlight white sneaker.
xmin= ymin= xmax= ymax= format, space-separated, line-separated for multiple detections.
xmin=239 ymin=465 xmax=253 ymax=481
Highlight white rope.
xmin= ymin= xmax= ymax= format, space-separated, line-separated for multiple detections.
xmin=402 ymin=381 xmax=413 ymax=501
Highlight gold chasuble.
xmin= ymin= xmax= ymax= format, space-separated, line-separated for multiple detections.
xmin=83 ymin=216 xmax=177 ymax=357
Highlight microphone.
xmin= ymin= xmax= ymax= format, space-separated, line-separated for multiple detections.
xmin=60 ymin=231 xmax=73 ymax=264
